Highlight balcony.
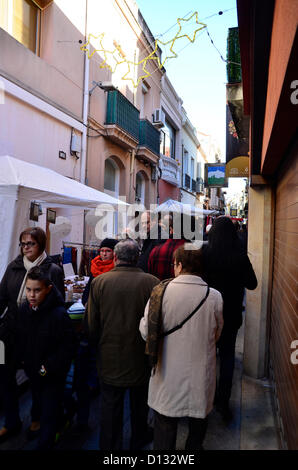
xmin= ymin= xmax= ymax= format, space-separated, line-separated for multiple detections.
xmin=159 ymin=155 xmax=180 ymax=187
xmin=136 ymin=119 xmax=160 ymax=165
xmin=105 ymin=90 xmax=139 ymax=149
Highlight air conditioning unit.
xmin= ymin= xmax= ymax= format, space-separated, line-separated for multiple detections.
xmin=70 ymin=130 xmax=81 ymax=158
xmin=152 ymin=108 xmax=165 ymax=128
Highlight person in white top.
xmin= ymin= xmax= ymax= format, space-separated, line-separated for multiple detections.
xmin=139 ymin=244 xmax=223 ymax=450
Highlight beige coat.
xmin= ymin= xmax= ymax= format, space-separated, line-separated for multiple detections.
xmin=139 ymin=275 xmax=223 ymax=418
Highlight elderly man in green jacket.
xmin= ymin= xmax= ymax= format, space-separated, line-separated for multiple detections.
xmin=87 ymin=239 xmax=159 ymax=451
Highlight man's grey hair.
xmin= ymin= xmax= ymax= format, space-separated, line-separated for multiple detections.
xmin=114 ymin=239 xmax=140 ymax=265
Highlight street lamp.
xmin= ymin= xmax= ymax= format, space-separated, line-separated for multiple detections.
xmin=89 ymin=81 xmax=117 ymax=95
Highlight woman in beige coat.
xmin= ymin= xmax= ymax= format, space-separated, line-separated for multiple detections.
xmin=139 ymin=245 xmax=223 ymax=450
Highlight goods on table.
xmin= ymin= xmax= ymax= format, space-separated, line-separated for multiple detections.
xmin=64 ymin=275 xmax=89 ymax=303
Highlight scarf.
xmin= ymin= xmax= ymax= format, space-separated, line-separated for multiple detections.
xmin=17 ymin=251 xmax=48 ymax=306
xmin=90 ymin=256 xmax=114 ymax=277
xmin=145 ymin=278 xmax=172 ymax=373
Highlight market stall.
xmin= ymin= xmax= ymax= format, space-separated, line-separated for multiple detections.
xmin=0 ymin=156 xmax=128 ymax=279
xmin=154 ymin=198 xmax=219 ymax=216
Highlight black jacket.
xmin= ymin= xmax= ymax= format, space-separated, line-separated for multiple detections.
xmin=137 ymin=238 xmax=165 ymax=273
xmin=0 ymin=255 xmax=65 ymax=357
xmin=16 ymin=287 xmax=77 ymax=381
xmin=202 ymin=244 xmax=257 ymax=330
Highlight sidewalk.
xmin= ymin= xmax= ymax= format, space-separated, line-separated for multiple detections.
xmin=175 ymin=323 xmax=280 ymax=451
xmin=80 ymin=321 xmax=280 ymax=451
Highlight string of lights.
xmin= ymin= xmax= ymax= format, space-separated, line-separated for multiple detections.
xmin=206 ymin=28 xmax=241 ymax=66
xmin=58 ymin=7 xmax=239 ymax=88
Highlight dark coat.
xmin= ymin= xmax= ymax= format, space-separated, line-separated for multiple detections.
xmin=202 ymin=245 xmax=257 ymax=330
xmin=16 ymin=287 xmax=77 ymax=381
xmin=0 ymin=255 xmax=65 ymax=358
xmin=87 ymin=265 xmax=159 ymax=387
xmin=137 ymin=238 xmax=165 ymax=273
xmin=82 ymin=275 xmax=93 ymax=307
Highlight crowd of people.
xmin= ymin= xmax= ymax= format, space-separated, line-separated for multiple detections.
xmin=0 ymin=214 xmax=257 ymax=451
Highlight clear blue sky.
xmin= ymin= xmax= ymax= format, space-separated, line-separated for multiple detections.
xmin=137 ymin=0 xmax=238 ymax=159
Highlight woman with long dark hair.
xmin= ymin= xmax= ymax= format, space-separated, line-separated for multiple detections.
xmin=202 ymin=216 xmax=257 ymax=421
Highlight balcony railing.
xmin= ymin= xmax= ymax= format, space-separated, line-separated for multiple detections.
xmin=159 ymin=155 xmax=180 ymax=186
xmin=184 ymin=173 xmax=191 ymax=189
xmin=139 ymin=119 xmax=160 ymax=156
xmin=106 ymin=90 xmax=140 ymax=141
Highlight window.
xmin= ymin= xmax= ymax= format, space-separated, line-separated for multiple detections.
xmin=104 ymin=158 xmax=120 ymax=236
xmin=135 ymin=172 xmax=145 ymax=204
xmin=197 ymin=162 xmax=202 ymax=179
xmin=0 ymin=0 xmax=40 ymax=53
xmin=183 ymin=150 xmax=188 ymax=175
xmin=183 ymin=150 xmax=190 ymax=189
xmin=160 ymin=120 xmax=175 ymax=159
xmin=190 ymin=158 xmax=195 ymax=179
xmin=140 ymin=82 xmax=148 ymax=119
xmin=104 ymin=159 xmax=116 ymax=192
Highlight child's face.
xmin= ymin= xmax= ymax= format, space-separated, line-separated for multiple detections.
xmin=26 ymin=279 xmax=52 ymax=307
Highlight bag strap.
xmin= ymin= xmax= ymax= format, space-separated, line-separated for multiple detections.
xmin=161 ymin=286 xmax=210 ymax=338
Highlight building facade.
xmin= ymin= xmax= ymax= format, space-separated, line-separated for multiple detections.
xmin=0 ymin=0 xmax=86 ymax=254
xmin=158 ymin=74 xmax=182 ymax=203
xmin=0 ymin=0 xmax=164 ymax=250
xmin=180 ymin=107 xmax=201 ymax=207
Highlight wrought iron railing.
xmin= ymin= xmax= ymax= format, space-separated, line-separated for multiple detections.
xmin=139 ymin=119 xmax=160 ymax=156
xmin=106 ymin=90 xmax=140 ymax=141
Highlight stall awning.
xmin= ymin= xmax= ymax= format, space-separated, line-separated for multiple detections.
xmin=154 ymin=199 xmax=218 ymax=215
xmin=0 ymin=156 xmax=128 ymax=209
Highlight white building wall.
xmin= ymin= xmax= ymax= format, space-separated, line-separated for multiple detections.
xmin=0 ymin=93 xmax=82 ymax=179
xmin=180 ymin=107 xmax=201 ymax=206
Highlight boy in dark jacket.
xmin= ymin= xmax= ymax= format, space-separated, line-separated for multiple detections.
xmin=17 ymin=267 xmax=77 ymax=449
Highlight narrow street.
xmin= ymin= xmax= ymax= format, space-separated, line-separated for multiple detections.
xmin=0 ymin=321 xmax=279 ymax=452
xmin=0 ymin=0 xmax=297 ymax=456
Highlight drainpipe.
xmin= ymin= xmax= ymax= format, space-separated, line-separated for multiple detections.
xmin=80 ymin=0 xmax=89 ymax=184
xmin=130 ymin=149 xmax=136 ymax=204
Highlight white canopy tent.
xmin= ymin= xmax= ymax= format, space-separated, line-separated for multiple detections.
xmin=152 ymin=199 xmax=219 ymax=243
xmin=0 ymin=156 xmax=128 ymax=278
xmin=154 ymin=198 xmax=219 ymax=216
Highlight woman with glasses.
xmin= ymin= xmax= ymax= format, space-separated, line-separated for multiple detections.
xmin=140 ymin=245 xmax=223 ymax=450
xmin=81 ymin=238 xmax=118 ymax=306
xmin=0 ymin=227 xmax=64 ymax=443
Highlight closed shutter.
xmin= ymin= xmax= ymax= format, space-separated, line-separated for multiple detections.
xmin=270 ymin=144 xmax=298 ymax=449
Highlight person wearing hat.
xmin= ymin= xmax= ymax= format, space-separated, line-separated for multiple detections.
xmin=82 ymin=238 xmax=118 ymax=305
xmin=74 ymin=238 xmax=118 ymax=431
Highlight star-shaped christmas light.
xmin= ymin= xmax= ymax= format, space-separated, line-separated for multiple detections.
xmin=80 ymin=12 xmax=207 ymax=87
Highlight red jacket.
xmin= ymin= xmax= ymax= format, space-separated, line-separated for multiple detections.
xmin=148 ymin=239 xmax=185 ymax=280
